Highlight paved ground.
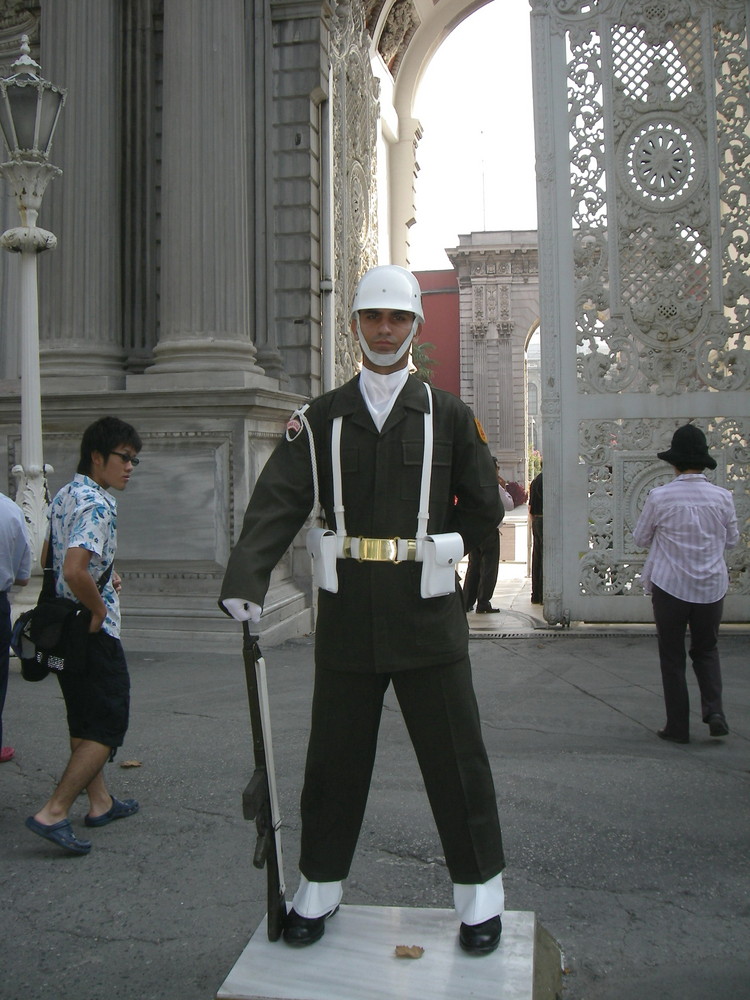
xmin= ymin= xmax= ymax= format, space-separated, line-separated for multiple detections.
xmin=2 ymin=568 xmax=748 ymax=1000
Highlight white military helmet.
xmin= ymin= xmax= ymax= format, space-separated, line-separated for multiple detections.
xmin=350 ymin=264 xmax=425 ymax=323
xmin=350 ymin=265 xmax=424 ymax=367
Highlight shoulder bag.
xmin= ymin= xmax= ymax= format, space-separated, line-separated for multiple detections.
xmin=11 ymin=540 xmax=112 ymax=682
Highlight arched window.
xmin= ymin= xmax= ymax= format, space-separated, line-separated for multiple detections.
xmin=528 ymin=381 xmax=538 ymax=415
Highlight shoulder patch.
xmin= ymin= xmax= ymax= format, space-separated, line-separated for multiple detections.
xmin=474 ymin=418 xmax=489 ymax=444
xmin=285 ymin=403 xmax=310 ymax=442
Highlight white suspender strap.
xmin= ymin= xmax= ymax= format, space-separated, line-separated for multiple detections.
xmin=416 ymin=382 xmax=433 ymax=541
xmin=331 ymin=415 xmax=346 ymax=536
xmin=330 ymin=381 xmax=433 ymax=542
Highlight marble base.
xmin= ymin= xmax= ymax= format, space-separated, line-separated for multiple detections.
xmin=217 ymin=907 xmax=551 ymax=1000
xmin=125 ymin=370 xmax=282 ymax=391
xmin=40 ymin=374 xmax=127 ymax=392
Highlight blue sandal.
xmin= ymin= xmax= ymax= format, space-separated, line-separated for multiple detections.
xmin=25 ymin=816 xmax=92 ymax=855
xmin=84 ymin=796 xmax=139 ymax=827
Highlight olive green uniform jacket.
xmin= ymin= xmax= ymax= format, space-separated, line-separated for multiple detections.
xmin=220 ymin=374 xmax=503 ymax=672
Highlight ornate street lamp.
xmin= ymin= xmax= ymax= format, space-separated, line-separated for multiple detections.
xmin=0 ymin=35 xmax=66 ymax=567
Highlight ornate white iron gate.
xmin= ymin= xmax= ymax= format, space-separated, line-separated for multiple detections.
xmin=530 ymin=0 xmax=749 ymax=624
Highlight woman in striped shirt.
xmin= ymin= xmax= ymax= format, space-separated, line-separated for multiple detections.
xmin=633 ymin=424 xmax=739 ymax=745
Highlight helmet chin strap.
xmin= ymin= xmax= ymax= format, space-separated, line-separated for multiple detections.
xmin=355 ymin=316 xmax=418 ymax=368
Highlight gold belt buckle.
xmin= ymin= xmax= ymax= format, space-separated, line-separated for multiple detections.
xmin=358 ymin=537 xmax=399 ymax=562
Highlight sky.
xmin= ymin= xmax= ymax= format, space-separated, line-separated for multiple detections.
xmin=409 ymin=0 xmax=538 ymax=271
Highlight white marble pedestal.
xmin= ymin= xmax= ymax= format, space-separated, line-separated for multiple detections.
xmin=217 ymin=907 xmax=560 ymax=1000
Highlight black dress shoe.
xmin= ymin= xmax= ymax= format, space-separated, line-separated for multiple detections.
xmin=657 ymin=728 xmax=689 ymax=744
xmin=459 ymin=915 xmax=502 ymax=955
xmin=707 ymin=714 xmax=729 ymax=737
xmin=476 ymin=605 xmax=500 ymax=614
xmin=283 ymin=906 xmax=338 ymax=947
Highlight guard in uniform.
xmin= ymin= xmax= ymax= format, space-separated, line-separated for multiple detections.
xmin=221 ymin=266 xmax=506 ymax=954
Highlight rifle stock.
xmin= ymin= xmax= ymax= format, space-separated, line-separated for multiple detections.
xmin=242 ymin=623 xmax=287 ymax=942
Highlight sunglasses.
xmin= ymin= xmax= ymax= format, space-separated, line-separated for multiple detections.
xmin=110 ymin=450 xmax=140 ymax=466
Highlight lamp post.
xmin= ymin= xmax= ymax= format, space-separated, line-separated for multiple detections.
xmin=0 ymin=35 xmax=65 ymax=567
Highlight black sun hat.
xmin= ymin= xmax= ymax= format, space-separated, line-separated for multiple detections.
xmin=657 ymin=424 xmax=717 ymax=470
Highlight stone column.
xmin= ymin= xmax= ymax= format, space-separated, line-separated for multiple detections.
xmin=249 ymin=2 xmax=284 ymax=381
xmin=472 ymin=325 xmax=489 ymax=434
xmin=147 ymin=0 xmax=263 ymax=382
xmin=121 ymin=0 xmax=159 ymax=374
xmin=497 ymin=330 xmax=515 ymax=450
xmin=390 ymin=116 xmax=421 ymax=269
xmin=39 ymin=0 xmax=125 ymax=382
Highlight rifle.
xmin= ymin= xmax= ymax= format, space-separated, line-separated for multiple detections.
xmin=241 ymin=622 xmax=287 ymax=941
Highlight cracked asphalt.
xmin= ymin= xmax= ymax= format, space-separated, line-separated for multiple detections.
xmin=2 ymin=630 xmax=748 ymax=1000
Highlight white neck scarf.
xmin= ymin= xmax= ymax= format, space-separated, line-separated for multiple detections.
xmin=359 ymin=367 xmax=410 ymax=432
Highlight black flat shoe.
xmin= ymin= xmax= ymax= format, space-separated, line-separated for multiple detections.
xmin=283 ymin=905 xmax=338 ymax=947
xmin=459 ymin=915 xmax=502 ymax=955
xmin=476 ymin=605 xmax=500 ymax=614
xmin=657 ymin=728 xmax=689 ymax=744
xmin=707 ymin=714 xmax=729 ymax=737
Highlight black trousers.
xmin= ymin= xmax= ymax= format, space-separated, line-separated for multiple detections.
xmin=530 ymin=516 xmax=543 ymax=602
xmin=0 ymin=592 xmax=9 ymax=749
xmin=463 ymin=530 xmax=500 ymax=610
xmin=299 ymin=657 xmax=505 ymax=885
xmin=651 ymin=584 xmax=725 ymax=737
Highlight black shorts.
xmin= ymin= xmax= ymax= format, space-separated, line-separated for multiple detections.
xmin=56 ymin=631 xmax=130 ymax=749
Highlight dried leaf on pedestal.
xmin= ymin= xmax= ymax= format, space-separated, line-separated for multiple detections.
xmin=394 ymin=944 xmax=424 ymax=959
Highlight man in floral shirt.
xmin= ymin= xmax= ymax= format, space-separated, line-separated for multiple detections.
xmin=26 ymin=416 xmax=142 ymax=855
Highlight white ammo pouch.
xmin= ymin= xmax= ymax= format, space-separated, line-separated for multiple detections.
xmin=305 ymin=527 xmax=339 ymax=593
xmin=301 ymin=383 xmax=463 ymax=598
xmin=419 ymin=531 xmax=464 ymax=599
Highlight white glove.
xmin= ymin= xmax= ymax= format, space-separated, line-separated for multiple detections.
xmin=221 ymin=598 xmax=262 ymax=623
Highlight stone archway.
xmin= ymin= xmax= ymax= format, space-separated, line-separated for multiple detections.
xmin=367 ymin=0 xmax=499 ymax=265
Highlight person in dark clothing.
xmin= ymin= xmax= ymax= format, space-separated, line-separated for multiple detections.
xmin=463 ymin=461 xmax=514 ymax=613
xmin=221 ymin=265 xmax=506 ymax=955
xmin=528 ymin=469 xmax=543 ymax=604
xmin=0 ymin=492 xmax=31 ymax=763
